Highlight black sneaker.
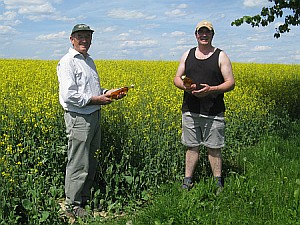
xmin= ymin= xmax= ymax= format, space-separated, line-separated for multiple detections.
xmin=65 ymin=205 xmax=74 ymax=218
xmin=216 ymin=186 xmax=223 ymax=195
xmin=181 ymin=177 xmax=193 ymax=190
xmin=65 ymin=206 xmax=90 ymax=218
xmin=215 ymin=176 xmax=224 ymax=195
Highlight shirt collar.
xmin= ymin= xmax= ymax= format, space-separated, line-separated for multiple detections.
xmin=68 ymin=47 xmax=90 ymax=58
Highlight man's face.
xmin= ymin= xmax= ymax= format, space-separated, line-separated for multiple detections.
xmin=70 ymin=31 xmax=92 ymax=55
xmin=196 ymin=27 xmax=213 ymax=44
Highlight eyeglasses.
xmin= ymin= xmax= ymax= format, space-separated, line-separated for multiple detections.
xmin=73 ymin=33 xmax=92 ymax=40
xmin=197 ymin=29 xmax=213 ymax=35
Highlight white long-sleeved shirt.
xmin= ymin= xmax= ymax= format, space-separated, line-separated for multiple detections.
xmin=57 ymin=48 xmax=105 ymax=114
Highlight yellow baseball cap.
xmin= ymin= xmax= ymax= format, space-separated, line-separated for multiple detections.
xmin=195 ymin=20 xmax=214 ymax=32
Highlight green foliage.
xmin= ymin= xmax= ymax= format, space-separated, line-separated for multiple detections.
xmin=231 ymin=0 xmax=300 ymax=38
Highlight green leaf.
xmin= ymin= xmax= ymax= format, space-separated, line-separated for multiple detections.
xmin=39 ymin=211 xmax=50 ymax=223
xmin=141 ymin=190 xmax=149 ymax=201
xmin=124 ymin=175 xmax=134 ymax=184
xmin=244 ymin=16 xmax=253 ymax=24
xmin=294 ymin=189 xmax=299 ymax=202
xmin=22 ymin=199 xmax=32 ymax=210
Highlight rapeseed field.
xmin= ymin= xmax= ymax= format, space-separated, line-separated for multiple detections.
xmin=0 ymin=59 xmax=299 ymax=224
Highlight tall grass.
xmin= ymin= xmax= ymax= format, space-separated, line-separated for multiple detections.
xmin=0 ymin=59 xmax=299 ymax=224
xmin=97 ymin=121 xmax=300 ymax=225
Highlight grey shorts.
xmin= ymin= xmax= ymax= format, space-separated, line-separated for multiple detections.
xmin=181 ymin=112 xmax=225 ymax=149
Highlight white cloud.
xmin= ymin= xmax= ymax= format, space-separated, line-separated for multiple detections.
xmin=120 ymin=38 xmax=158 ymax=48
xmin=0 ymin=25 xmax=17 ymax=34
xmin=145 ymin=15 xmax=156 ymax=20
xmin=292 ymin=54 xmax=300 ymax=60
xmin=170 ymin=31 xmax=185 ymax=37
xmin=274 ymin=22 xmax=284 ymax=28
xmin=246 ymin=57 xmax=256 ymax=62
xmin=165 ymin=9 xmax=186 ymax=17
xmin=52 ymin=15 xmax=76 ymax=22
xmin=246 ymin=34 xmax=267 ymax=41
xmin=103 ymin=26 xmax=117 ymax=32
xmin=1 ymin=0 xmax=74 ymax=22
xmin=0 ymin=11 xmax=17 ymax=20
xmin=115 ymin=33 xmax=130 ymax=41
xmin=128 ymin=29 xmax=142 ymax=35
xmin=176 ymin=38 xmax=190 ymax=45
xmin=251 ymin=45 xmax=271 ymax=51
xmin=36 ymin=31 xmax=66 ymax=40
xmin=51 ymin=48 xmax=64 ymax=58
xmin=142 ymin=49 xmax=153 ymax=58
xmin=243 ymin=0 xmax=269 ymax=7
xmin=3 ymin=0 xmax=44 ymax=6
xmin=3 ymin=0 xmax=55 ymax=13
xmin=165 ymin=3 xmax=188 ymax=17
xmin=178 ymin=4 xmax=188 ymax=9
xmin=141 ymin=23 xmax=160 ymax=30
xmin=107 ymin=9 xmax=155 ymax=20
xmin=291 ymin=50 xmax=300 ymax=60
xmin=162 ymin=31 xmax=186 ymax=37
xmin=1 ymin=0 xmax=52 ymax=21
xmin=0 ymin=11 xmax=22 ymax=26
xmin=18 ymin=2 xmax=55 ymax=14
xmin=170 ymin=45 xmax=192 ymax=52
xmin=247 ymin=36 xmax=259 ymax=41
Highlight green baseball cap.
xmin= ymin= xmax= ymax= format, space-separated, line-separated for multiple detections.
xmin=71 ymin=24 xmax=94 ymax=35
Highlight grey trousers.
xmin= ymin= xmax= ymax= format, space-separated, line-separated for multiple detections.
xmin=64 ymin=110 xmax=101 ymax=207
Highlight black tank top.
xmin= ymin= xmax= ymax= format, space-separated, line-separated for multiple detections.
xmin=181 ymin=47 xmax=225 ymax=115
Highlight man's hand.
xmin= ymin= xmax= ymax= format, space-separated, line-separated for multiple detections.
xmin=184 ymin=83 xmax=196 ymax=93
xmin=191 ymin=84 xmax=210 ymax=97
xmin=89 ymin=94 xmax=112 ymax=105
xmin=107 ymin=88 xmax=127 ymax=100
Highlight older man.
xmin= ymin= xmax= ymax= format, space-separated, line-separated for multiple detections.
xmin=57 ymin=24 xmax=124 ymax=217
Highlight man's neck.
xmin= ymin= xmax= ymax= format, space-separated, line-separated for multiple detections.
xmin=197 ymin=44 xmax=214 ymax=54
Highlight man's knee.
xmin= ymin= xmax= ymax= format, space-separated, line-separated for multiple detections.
xmin=207 ymin=148 xmax=222 ymax=157
xmin=188 ymin=146 xmax=199 ymax=152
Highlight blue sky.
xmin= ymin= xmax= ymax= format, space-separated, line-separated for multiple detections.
xmin=0 ymin=0 xmax=299 ymax=64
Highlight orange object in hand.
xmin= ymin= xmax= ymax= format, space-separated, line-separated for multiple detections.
xmin=181 ymin=75 xmax=194 ymax=87
xmin=110 ymin=84 xmax=134 ymax=99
